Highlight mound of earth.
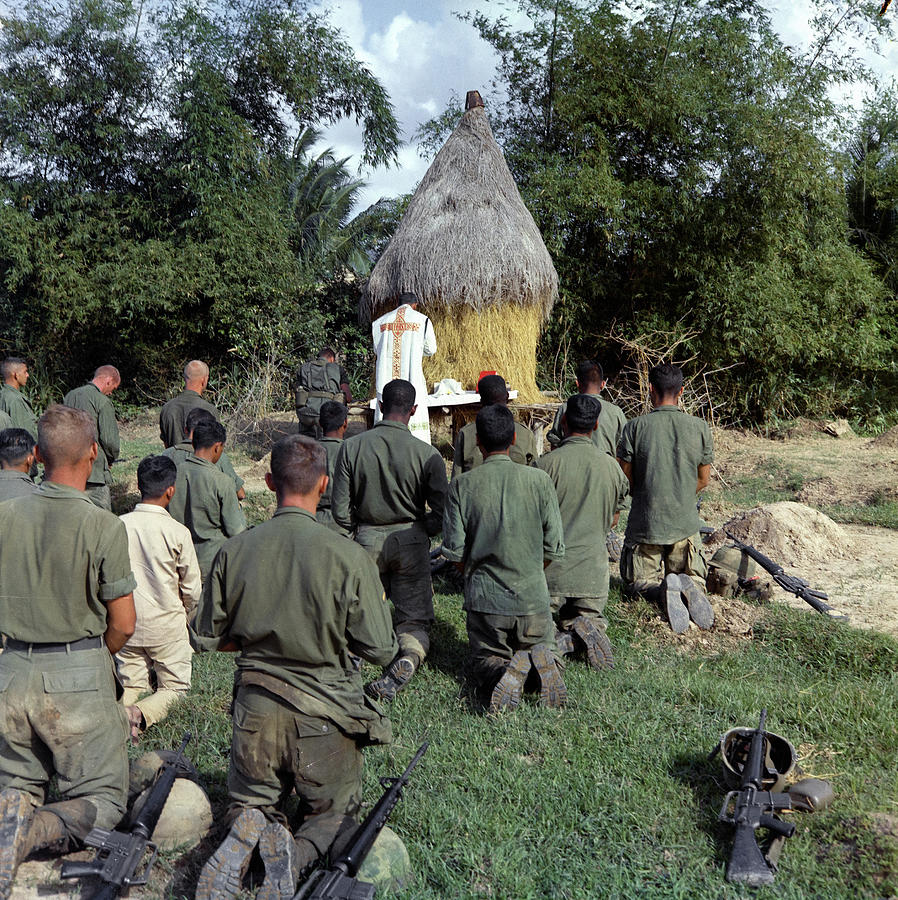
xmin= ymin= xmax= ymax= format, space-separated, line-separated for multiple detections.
xmin=247 ymin=451 xmax=271 ymax=480
xmin=707 ymin=501 xmax=847 ymax=567
xmin=870 ymin=424 xmax=898 ymax=448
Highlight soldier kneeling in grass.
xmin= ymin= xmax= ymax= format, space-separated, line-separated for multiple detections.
xmin=442 ymin=404 xmax=568 ymax=713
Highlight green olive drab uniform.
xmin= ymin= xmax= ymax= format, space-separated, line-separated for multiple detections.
xmin=159 ymin=390 xmax=219 ymax=449
xmin=546 ymin=394 xmax=627 ymax=457
xmin=0 ymin=410 xmax=13 ymax=431
xmin=0 ymin=471 xmax=37 ymax=502
xmin=331 ymin=420 xmax=448 ymax=664
xmin=0 ymin=385 xmax=37 ymax=438
xmin=442 ymin=455 xmax=565 ymax=682
xmin=616 ymin=406 xmax=713 ymax=593
xmin=63 ymin=383 xmax=120 ymax=511
xmin=317 ymin=437 xmax=349 ymax=536
xmin=295 ymin=360 xmax=347 ymax=438
xmin=537 ymin=436 xmax=630 ymax=629
xmin=0 ymin=483 xmax=136 ymax=840
xmin=168 ymin=455 xmax=246 ymax=580
xmin=161 ymin=440 xmax=245 ymax=493
xmin=450 ymin=420 xmax=538 ymax=479
xmin=194 ymin=507 xmax=397 ymax=855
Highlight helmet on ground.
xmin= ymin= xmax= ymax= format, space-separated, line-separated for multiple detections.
xmin=719 ymin=726 xmax=797 ymax=792
xmin=130 ymin=778 xmax=213 ymax=851
xmin=357 ymin=826 xmax=411 ymax=892
xmin=129 ymin=750 xmax=200 ymax=800
xmin=707 ymin=546 xmax=772 ymax=601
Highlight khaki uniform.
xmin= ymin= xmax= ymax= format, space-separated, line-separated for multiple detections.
xmin=0 ymin=470 xmax=36 ymax=502
xmin=118 ymin=503 xmax=202 ymax=727
xmin=159 ymin=390 xmax=219 ymax=449
xmin=161 ymin=440 xmax=245 ymax=493
xmin=616 ymin=406 xmax=713 ymax=593
xmin=442 ymin=455 xmax=565 ymax=682
xmin=546 ymin=394 xmax=627 ymax=457
xmin=450 ymin=420 xmax=538 ymax=479
xmin=331 ymin=420 xmax=448 ymax=663
xmin=194 ymin=507 xmax=397 ymax=854
xmin=0 ymin=483 xmax=136 ymax=839
xmin=168 ymin=455 xmax=246 ymax=580
xmin=63 ymin=383 xmax=120 ymax=510
xmin=538 ymin=436 xmax=629 ymax=629
xmin=0 ymin=384 xmax=37 ymax=437
xmin=317 ymin=437 xmax=350 ymax=536
xmin=295 ymin=360 xmax=346 ymax=438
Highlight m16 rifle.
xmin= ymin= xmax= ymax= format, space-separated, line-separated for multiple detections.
xmin=60 ymin=733 xmax=192 ymax=899
xmin=294 ymin=742 xmax=427 ymax=900
xmin=725 ymin=533 xmax=846 ymax=619
xmin=718 ymin=711 xmax=794 ymax=885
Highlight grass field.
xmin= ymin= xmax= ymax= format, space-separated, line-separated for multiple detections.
xmin=110 ymin=430 xmax=898 ymax=899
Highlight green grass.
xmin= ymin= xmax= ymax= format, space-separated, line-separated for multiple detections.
xmin=145 ymin=586 xmax=898 ymax=899
xmin=822 ymin=500 xmax=898 ymax=530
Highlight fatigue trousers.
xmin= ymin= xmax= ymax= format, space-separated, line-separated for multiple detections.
xmin=620 ymin=533 xmax=708 ymax=598
xmin=550 ymin=595 xmax=609 ymax=632
xmin=465 ymin=609 xmax=559 ymax=687
xmin=228 ymin=685 xmax=362 ymax=858
xmin=355 ymin=522 xmax=433 ymax=664
xmin=117 ymin=633 xmax=193 ymax=728
xmin=0 ymin=643 xmax=129 ymax=838
xmin=85 ymin=483 xmax=111 ymax=511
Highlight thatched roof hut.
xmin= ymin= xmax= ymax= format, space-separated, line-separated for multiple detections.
xmin=361 ymin=91 xmax=558 ymax=402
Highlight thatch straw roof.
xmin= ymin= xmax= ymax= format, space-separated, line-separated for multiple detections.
xmin=360 ymin=102 xmax=558 ymax=323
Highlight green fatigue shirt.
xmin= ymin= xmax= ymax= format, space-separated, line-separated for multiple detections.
xmin=0 ymin=471 xmax=37 ymax=502
xmin=331 ymin=420 xmax=448 ymax=536
xmin=168 ymin=455 xmax=246 ymax=577
xmin=161 ymin=440 xmax=245 ymax=492
xmin=442 ymin=455 xmax=565 ymax=616
xmin=450 ymin=420 xmax=538 ymax=480
xmin=0 ymin=482 xmax=136 ymax=642
xmin=537 ymin=436 xmax=630 ymax=597
xmin=546 ymin=393 xmax=627 ymax=457
xmin=0 ymin=384 xmax=37 ymax=438
xmin=0 ymin=410 xmax=13 ymax=431
xmin=195 ymin=507 xmax=398 ymax=740
xmin=158 ymin=390 xmax=219 ymax=448
xmin=63 ymin=383 xmax=120 ymax=487
xmin=317 ymin=437 xmax=342 ymax=513
xmin=616 ymin=406 xmax=714 ymax=545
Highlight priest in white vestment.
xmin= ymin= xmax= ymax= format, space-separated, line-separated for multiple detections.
xmin=372 ymin=293 xmax=437 ymax=443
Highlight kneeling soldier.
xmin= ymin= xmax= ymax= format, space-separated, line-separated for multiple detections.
xmin=194 ymin=435 xmax=398 ymax=900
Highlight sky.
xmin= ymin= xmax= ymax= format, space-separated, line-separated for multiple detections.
xmin=312 ymin=0 xmax=898 ymax=212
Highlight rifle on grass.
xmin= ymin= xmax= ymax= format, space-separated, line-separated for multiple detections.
xmin=725 ymin=533 xmax=846 ymax=619
xmin=61 ymin=733 xmax=192 ymax=899
xmin=718 ymin=711 xmax=794 ymax=885
xmin=293 ymin=742 xmax=428 ymax=900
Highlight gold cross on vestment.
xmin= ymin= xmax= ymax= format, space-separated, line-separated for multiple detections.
xmin=380 ymin=306 xmax=421 ymax=379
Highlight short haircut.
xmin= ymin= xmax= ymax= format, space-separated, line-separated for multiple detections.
xmin=137 ymin=455 xmax=177 ymax=499
xmin=381 ymin=379 xmax=416 ymax=415
xmin=185 ymin=407 xmax=217 ymax=434
xmin=649 ymin=363 xmax=684 ymax=398
xmin=1 ymin=358 xmax=26 ymax=380
xmin=476 ymin=404 xmax=515 ymax=453
xmin=565 ymin=394 xmax=601 ymax=434
xmin=183 ymin=360 xmax=209 ymax=381
xmin=270 ymin=434 xmax=326 ymax=495
xmin=93 ymin=364 xmax=120 ymax=383
xmin=318 ymin=347 xmax=336 ymax=361
xmin=38 ymin=405 xmax=97 ymax=469
xmin=576 ymin=360 xmax=604 ymax=388
xmin=192 ymin=419 xmax=226 ymax=450
xmin=319 ymin=400 xmax=348 ymax=434
xmin=0 ymin=428 xmax=36 ymax=466
xmin=477 ymin=374 xmax=509 ymax=406
xmin=399 ymin=291 xmax=419 ymax=304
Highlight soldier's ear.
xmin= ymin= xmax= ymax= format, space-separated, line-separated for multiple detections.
xmin=264 ymin=472 xmax=276 ymax=494
xmin=164 ymin=485 xmax=176 ymax=502
xmin=409 ymin=404 xmax=418 ymax=417
xmin=317 ymin=474 xmax=328 ymax=498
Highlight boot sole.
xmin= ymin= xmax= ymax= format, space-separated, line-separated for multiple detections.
xmin=664 ymin=573 xmax=690 ymax=634
xmin=488 ymin=651 xmax=531 ymax=714
xmin=531 ymin=644 xmax=567 ymax=708
xmin=257 ymin=822 xmax=298 ymax=900
xmin=196 ymin=808 xmax=266 ymax=900
xmin=679 ymin=574 xmax=714 ymax=630
xmin=0 ymin=789 xmax=33 ymax=900
xmin=571 ymin=616 xmax=614 ymax=670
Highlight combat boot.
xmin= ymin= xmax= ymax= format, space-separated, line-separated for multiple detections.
xmin=364 ymin=655 xmax=417 ymax=702
xmin=678 ymin=574 xmax=714 ymax=630
xmin=24 ymin=810 xmax=71 ymax=856
xmin=530 ymin=644 xmax=567 ymax=708
xmin=195 ymin=807 xmax=266 ymax=900
xmin=0 ymin=788 xmax=34 ymax=900
xmin=257 ymin=822 xmax=299 ymax=900
xmin=488 ymin=650 xmax=531 ymax=714
xmin=554 ymin=630 xmax=575 ymax=656
xmin=663 ymin=573 xmax=690 ymax=634
xmin=570 ymin=616 xmax=615 ymax=670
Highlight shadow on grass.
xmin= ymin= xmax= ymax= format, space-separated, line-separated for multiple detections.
xmin=669 ymin=749 xmax=732 ymax=866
